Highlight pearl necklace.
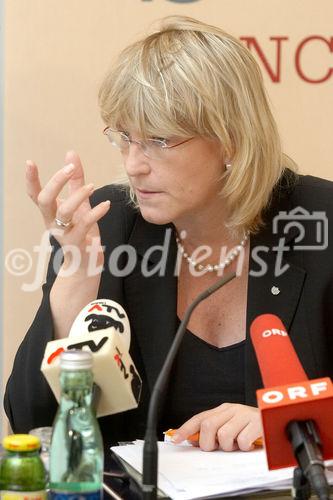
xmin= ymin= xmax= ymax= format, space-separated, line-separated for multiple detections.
xmin=175 ymin=231 xmax=249 ymax=272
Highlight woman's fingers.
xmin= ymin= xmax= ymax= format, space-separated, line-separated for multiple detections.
xmin=54 ymin=201 xmax=111 ymax=269
xmin=56 ymin=183 xmax=95 ymax=225
xmin=36 ymin=163 xmax=75 ymax=224
xmin=200 ymin=408 xmax=237 ymax=451
xmin=215 ymin=410 xmax=252 ymax=451
xmin=66 ymin=152 xmax=94 ymax=218
xmin=70 ymin=200 xmax=111 ymax=243
xmin=172 ymin=405 xmax=226 ymax=448
xmin=25 ymin=153 xmax=111 ymax=272
xmin=26 ymin=161 xmax=43 ymax=204
xmin=173 ymin=404 xmax=262 ymax=453
xmin=236 ymin=415 xmax=262 ymax=451
xmin=66 ymin=151 xmax=88 ymax=201
xmin=27 ymin=153 xmax=91 ymax=228
xmin=25 ymin=152 xmax=111 ymax=268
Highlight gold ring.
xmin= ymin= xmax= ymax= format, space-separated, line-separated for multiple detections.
xmin=55 ymin=217 xmax=72 ymax=228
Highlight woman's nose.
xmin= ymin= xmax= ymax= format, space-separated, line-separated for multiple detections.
xmin=123 ymin=143 xmax=151 ymax=177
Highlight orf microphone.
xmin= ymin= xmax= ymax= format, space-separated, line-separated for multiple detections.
xmin=142 ymin=271 xmax=236 ymax=500
xmin=250 ymin=314 xmax=307 ymax=387
xmin=250 ymin=314 xmax=333 ymax=499
xmin=41 ymin=299 xmax=142 ymax=417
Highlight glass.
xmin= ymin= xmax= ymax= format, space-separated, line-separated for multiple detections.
xmin=29 ymin=427 xmax=53 ymax=472
xmin=103 ymin=127 xmax=194 ymax=160
xmin=49 ymin=350 xmax=103 ymax=500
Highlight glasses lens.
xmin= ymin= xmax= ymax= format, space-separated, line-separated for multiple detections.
xmin=143 ymin=140 xmax=166 ymax=160
xmin=104 ymin=129 xmax=170 ymax=160
xmin=105 ymin=129 xmax=129 ymax=151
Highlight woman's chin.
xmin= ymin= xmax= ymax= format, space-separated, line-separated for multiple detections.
xmin=138 ymin=207 xmax=173 ymax=226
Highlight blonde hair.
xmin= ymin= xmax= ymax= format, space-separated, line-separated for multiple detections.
xmin=99 ymin=15 xmax=297 ymax=236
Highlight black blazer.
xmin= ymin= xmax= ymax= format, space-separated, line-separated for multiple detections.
xmin=4 ymin=170 xmax=333 ymax=453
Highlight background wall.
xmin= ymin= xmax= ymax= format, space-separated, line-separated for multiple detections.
xmin=2 ymin=0 xmax=333 ymax=435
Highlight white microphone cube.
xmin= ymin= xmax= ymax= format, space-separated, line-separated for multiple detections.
xmin=41 ymin=330 xmax=142 ymax=417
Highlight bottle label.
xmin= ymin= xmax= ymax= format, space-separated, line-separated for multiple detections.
xmin=49 ymin=492 xmax=101 ymax=500
xmin=1 ymin=492 xmax=47 ymax=500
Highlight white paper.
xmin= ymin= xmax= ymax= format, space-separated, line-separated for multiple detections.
xmin=111 ymin=440 xmax=333 ymax=499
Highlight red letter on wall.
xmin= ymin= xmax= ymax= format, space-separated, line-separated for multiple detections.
xmin=240 ymin=36 xmax=289 ymax=82
xmin=295 ymin=36 xmax=333 ymax=83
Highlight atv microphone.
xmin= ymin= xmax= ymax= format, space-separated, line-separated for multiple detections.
xmin=41 ymin=299 xmax=142 ymax=417
xmin=142 ymin=271 xmax=236 ymax=500
xmin=250 ymin=314 xmax=333 ymax=500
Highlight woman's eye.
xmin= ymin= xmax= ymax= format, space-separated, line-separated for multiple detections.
xmin=152 ymin=137 xmax=168 ymax=145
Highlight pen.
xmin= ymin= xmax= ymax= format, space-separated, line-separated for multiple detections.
xmin=164 ymin=429 xmax=263 ymax=447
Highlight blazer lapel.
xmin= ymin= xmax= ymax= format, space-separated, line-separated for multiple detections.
xmin=124 ymin=217 xmax=178 ymax=394
xmin=245 ymin=180 xmax=307 ymax=405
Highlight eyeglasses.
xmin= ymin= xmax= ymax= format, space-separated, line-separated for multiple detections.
xmin=103 ymin=127 xmax=194 ymax=160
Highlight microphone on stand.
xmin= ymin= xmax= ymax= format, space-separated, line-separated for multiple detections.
xmin=142 ymin=271 xmax=237 ymax=500
xmin=41 ymin=299 xmax=142 ymax=417
xmin=250 ymin=314 xmax=333 ymax=500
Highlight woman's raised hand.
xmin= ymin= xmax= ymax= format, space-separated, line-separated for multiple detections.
xmin=25 ymin=150 xmax=111 ymax=272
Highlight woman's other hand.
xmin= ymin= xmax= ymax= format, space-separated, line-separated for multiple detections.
xmin=172 ymin=403 xmax=262 ymax=452
xmin=26 ymin=150 xmax=110 ymax=270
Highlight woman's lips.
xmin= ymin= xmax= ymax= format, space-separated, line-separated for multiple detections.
xmin=136 ymin=188 xmax=163 ymax=199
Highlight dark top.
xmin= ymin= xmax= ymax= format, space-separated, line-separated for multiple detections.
xmin=160 ymin=325 xmax=245 ymax=431
xmin=4 ymin=170 xmax=333 ymax=456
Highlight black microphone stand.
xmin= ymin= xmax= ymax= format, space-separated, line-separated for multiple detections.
xmin=141 ymin=271 xmax=236 ymax=500
xmin=288 ymin=420 xmax=330 ymax=500
xmin=292 ymin=467 xmax=311 ymax=500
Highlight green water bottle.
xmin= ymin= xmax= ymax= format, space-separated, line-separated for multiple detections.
xmin=49 ymin=350 xmax=104 ymax=500
xmin=0 ymin=434 xmax=47 ymax=500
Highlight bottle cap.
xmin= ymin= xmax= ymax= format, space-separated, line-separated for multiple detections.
xmin=60 ymin=350 xmax=93 ymax=370
xmin=3 ymin=434 xmax=41 ymax=452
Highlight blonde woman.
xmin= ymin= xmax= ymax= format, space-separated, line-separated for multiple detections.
xmin=5 ymin=16 xmax=333 ymax=456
